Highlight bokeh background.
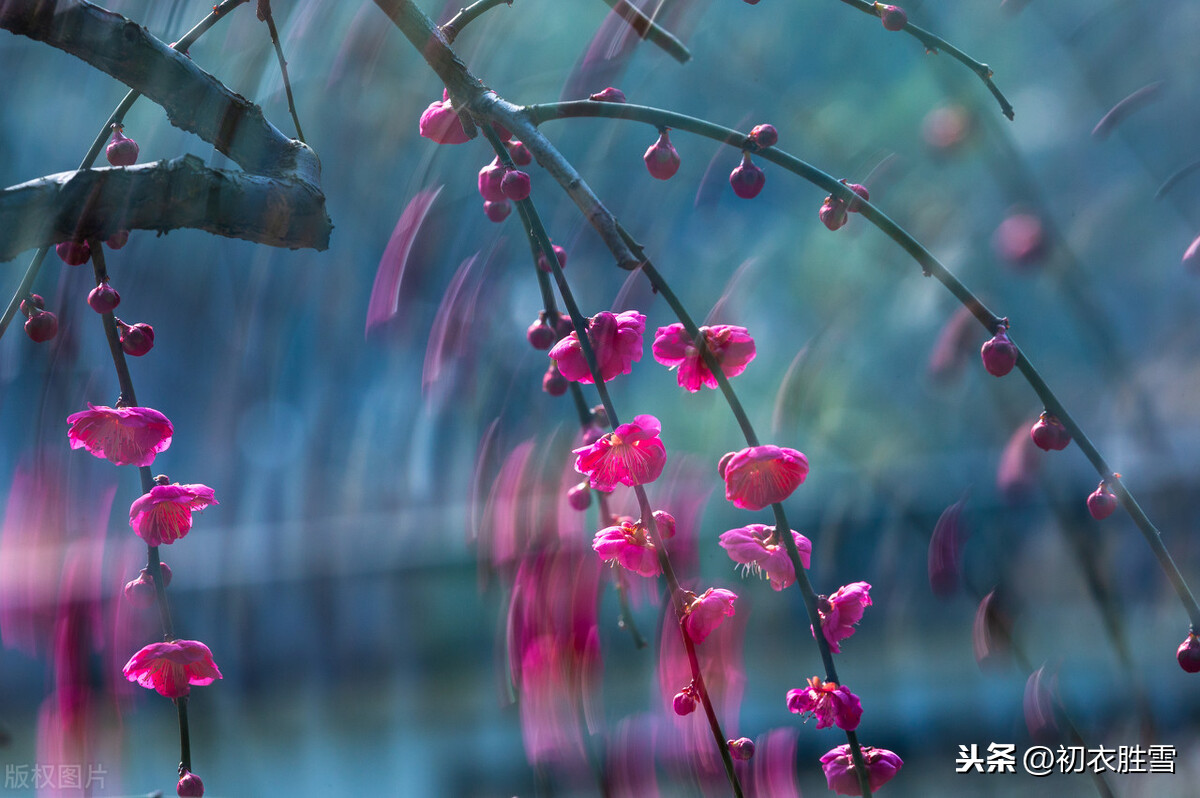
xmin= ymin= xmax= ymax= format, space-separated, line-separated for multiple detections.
xmin=3 ymin=0 xmax=1200 ymax=795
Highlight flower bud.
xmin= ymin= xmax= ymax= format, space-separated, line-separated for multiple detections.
xmin=819 ymin=198 xmax=848 ymax=231
xmin=106 ymin=126 xmax=139 ymax=167
xmin=728 ymin=737 xmax=756 ymax=760
xmin=478 ymin=158 xmax=507 ymax=202
xmin=878 ymin=3 xmax=908 ymax=30
xmin=176 ymin=769 xmax=204 ymax=797
xmin=589 ymin=87 xmax=627 ymax=103
xmin=1087 ymin=482 xmax=1118 ymax=520
xmin=717 ymin=451 xmax=736 ymax=479
xmin=749 ymin=123 xmax=778 ymax=148
xmin=56 ymin=240 xmax=91 ymax=266
xmin=567 ymin=482 xmax=591 ymax=511
xmin=106 ymin=230 xmax=130 ymax=249
xmin=501 ymin=169 xmax=531 ymax=201
xmin=729 ymin=153 xmax=765 ymax=199
xmin=119 ymin=322 xmax=155 ymax=357
xmin=24 ymin=311 xmax=58 ymax=343
xmin=981 ymin=329 xmax=1018 ymax=376
xmin=672 ymin=690 xmax=697 ymax=715
xmin=644 ymin=130 xmax=680 ymax=180
xmin=1030 ymin=412 xmax=1070 ymax=452
xmin=1178 ymin=633 xmax=1200 ymax=673
xmin=505 ymin=139 xmax=533 ymax=166
xmin=88 ymin=281 xmax=121 ymax=314
xmin=527 ymin=319 xmax=556 ymax=350
xmin=124 ymin=571 xmax=156 ymax=607
xmin=651 ymin=510 xmax=676 ymax=539
xmin=19 ymin=294 xmax=45 ymax=316
xmin=537 ymin=244 xmax=567 ymax=273
xmin=543 ymin=363 xmax=568 ymax=396
xmin=483 ymin=200 xmax=511 ymax=223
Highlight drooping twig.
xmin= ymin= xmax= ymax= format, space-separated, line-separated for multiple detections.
xmin=257 ymin=0 xmax=307 ymax=143
xmin=596 ymin=0 xmax=691 ymax=64
xmin=441 ymin=0 xmax=513 ymax=44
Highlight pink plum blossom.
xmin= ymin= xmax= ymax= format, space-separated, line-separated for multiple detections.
xmin=129 ymin=483 xmax=218 ymax=547
xmin=815 ymin=582 xmax=872 ymax=654
xmin=651 ymin=323 xmax=757 ymax=392
xmin=418 ymin=90 xmax=470 ymax=144
xmin=718 ymin=524 xmax=811 ymax=590
xmin=786 ymin=676 xmax=862 ymax=730
xmin=820 ymin=744 xmax=902 ymax=796
xmin=573 ymin=414 xmax=666 ymax=492
xmin=122 ymin=639 xmax=222 ymax=698
xmin=548 ymin=310 xmax=645 ymax=384
xmin=594 ymin=517 xmax=661 ymax=577
xmin=682 ymin=587 xmax=737 ymax=644
xmin=66 ymin=404 xmax=173 ymax=467
xmin=721 ymin=445 xmax=809 ymax=511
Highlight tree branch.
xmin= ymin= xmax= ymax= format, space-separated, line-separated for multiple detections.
xmin=0 ymin=155 xmax=329 ymax=259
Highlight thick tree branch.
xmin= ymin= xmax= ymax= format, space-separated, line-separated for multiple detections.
xmin=0 ymin=155 xmax=329 ymax=259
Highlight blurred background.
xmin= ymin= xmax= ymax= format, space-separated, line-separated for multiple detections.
xmin=3 ymin=0 xmax=1200 ymax=795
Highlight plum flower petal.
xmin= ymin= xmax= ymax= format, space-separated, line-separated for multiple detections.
xmin=787 ymin=676 xmax=862 ymax=730
xmin=719 ymin=524 xmax=811 ymax=590
xmin=122 ymin=639 xmax=222 ymax=698
xmin=129 ymin=483 xmax=218 ymax=547
xmin=820 ymin=744 xmax=902 ymax=796
xmin=683 ymin=587 xmax=737 ymax=644
xmin=548 ymin=310 xmax=645 ymax=384
xmin=815 ymin=582 xmax=872 ymax=654
xmin=573 ymin=414 xmax=666 ymax=491
xmin=593 ymin=518 xmax=660 ymax=577
xmin=721 ymin=445 xmax=808 ymax=511
xmin=418 ymin=90 xmax=470 ymax=144
xmin=66 ymin=404 xmax=173 ymax=467
xmin=652 ymin=323 xmax=757 ymax=392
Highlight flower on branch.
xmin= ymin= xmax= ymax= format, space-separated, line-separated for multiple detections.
xmin=129 ymin=483 xmax=218 ymax=547
xmin=573 ymin=414 xmax=666 ymax=491
xmin=682 ymin=587 xmax=737 ymax=644
xmin=720 ymin=445 xmax=809 ymax=511
xmin=548 ymin=310 xmax=645 ymax=384
xmin=787 ymin=676 xmax=862 ymax=730
xmin=814 ymin=582 xmax=872 ymax=654
xmin=651 ymin=323 xmax=756 ymax=392
xmin=718 ymin=524 xmax=811 ymax=590
xmin=66 ymin=403 xmax=173 ymax=467
xmin=592 ymin=513 xmax=675 ymax=577
xmin=418 ymin=89 xmax=470 ymax=144
xmin=122 ymin=639 xmax=222 ymax=698
xmin=820 ymin=743 xmax=902 ymax=796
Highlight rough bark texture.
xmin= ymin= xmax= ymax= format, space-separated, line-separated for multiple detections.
xmin=0 ymin=155 xmax=329 ymax=259
xmin=0 ymin=0 xmax=331 ymax=254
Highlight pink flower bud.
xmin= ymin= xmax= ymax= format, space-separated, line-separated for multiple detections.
xmin=845 ymin=182 xmax=870 ymax=211
xmin=24 ymin=311 xmax=58 ymax=342
xmin=1177 ymin=633 xmax=1200 ymax=673
xmin=553 ymin=312 xmax=575 ymax=339
xmin=749 ymin=123 xmax=778 ymax=148
xmin=644 ymin=130 xmax=680 ymax=180
xmin=56 ymin=240 xmax=91 ymax=266
xmin=728 ymin=737 xmax=756 ymax=760
xmin=527 ymin=319 xmax=555 ymax=350
xmin=119 ymin=322 xmax=155 ymax=357
xmin=157 ymin=561 xmax=173 ymax=586
xmin=993 ymin=213 xmax=1045 ymax=268
xmin=878 ymin=3 xmax=907 ymax=30
xmin=1087 ymin=482 xmax=1118 ymax=520
xmin=478 ymin=158 xmax=507 ymax=202
xmin=124 ymin=570 xmax=157 ymax=607
xmin=567 ymin=482 xmax=591 ymax=511
xmin=981 ymin=328 xmax=1018 ymax=376
xmin=501 ymin=169 xmax=531 ymax=201
xmin=537 ymin=244 xmax=567 ymax=273
xmin=505 ymin=139 xmax=533 ymax=166
xmin=88 ymin=281 xmax=121 ymax=314
xmin=106 ymin=126 xmax=139 ymax=167
xmin=729 ymin=152 xmax=765 ymax=199
xmin=177 ymin=769 xmax=204 ymax=797
xmin=19 ymin=294 xmax=45 ymax=316
xmin=1030 ymin=412 xmax=1070 ymax=451
xmin=672 ymin=690 xmax=697 ymax=715
xmin=589 ymin=87 xmax=627 ymax=103
xmin=543 ymin=363 xmax=568 ymax=396
xmin=819 ymin=197 xmax=848 ymax=231
xmin=106 ymin=229 xmax=130 ymax=249
xmin=483 ymin=199 xmax=511 ymax=223
xmin=418 ymin=94 xmax=470 ymax=144
xmin=651 ymin=510 xmax=676 ymax=540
